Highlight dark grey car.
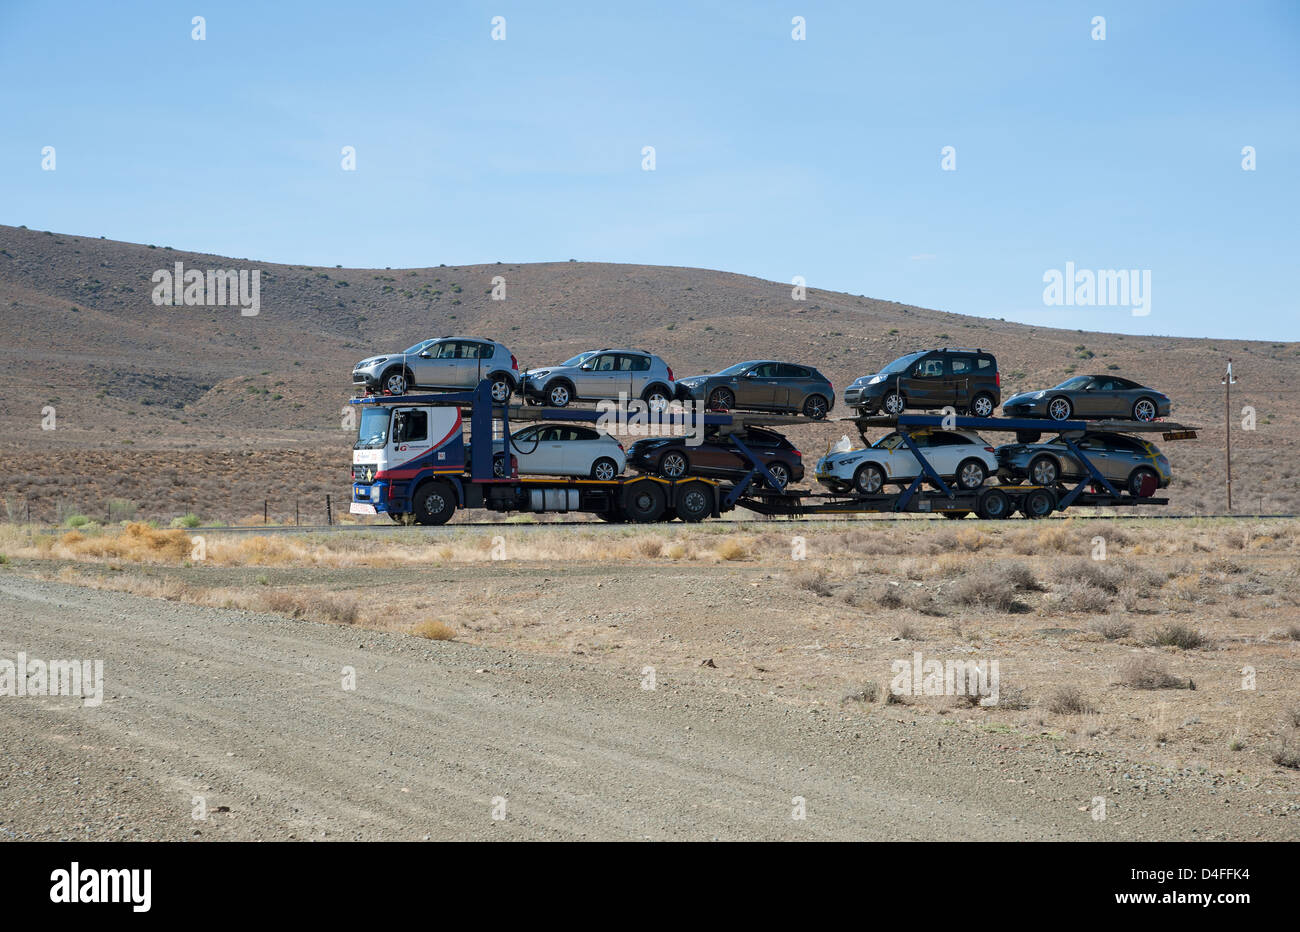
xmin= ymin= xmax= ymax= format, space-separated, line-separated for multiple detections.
xmin=996 ymin=431 xmax=1172 ymax=495
xmin=674 ymin=360 xmax=834 ymax=419
xmin=1001 ymin=375 xmax=1172 ymax=422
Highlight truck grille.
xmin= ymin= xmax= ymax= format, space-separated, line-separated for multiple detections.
xmin=352 ymin=464 xmax=378 ymax=482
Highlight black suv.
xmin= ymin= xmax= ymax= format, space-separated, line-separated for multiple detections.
xmin=844 ymin=348 xmax=1000 ymax=417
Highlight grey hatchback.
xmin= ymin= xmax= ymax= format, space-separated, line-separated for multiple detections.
xmin=674 ymin=360 xmax=834 ymax=419
xmin=353 ymin=336 xmax=518 ymax=401
xmin=996 ymin=431 xmax=1171 ymax=495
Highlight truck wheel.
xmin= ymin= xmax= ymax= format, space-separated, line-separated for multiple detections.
xmin=412 ymin=480 xmax=456 ymax=525
xmin=976 ymin=487 xmax=1011 ymax=520
xmin=675 ymin=481 xmax=712 ymax=522
xmin=1020 ymin=487 xmax=1056 ymax=518
xmin=624 ymin=481 xmax=666 ymax=522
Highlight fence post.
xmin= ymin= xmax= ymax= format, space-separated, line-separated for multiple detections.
xmin=296 ymin=499 xmax=300 ymax=526
xmin=326 ymin=494 xmax=332 ymax=526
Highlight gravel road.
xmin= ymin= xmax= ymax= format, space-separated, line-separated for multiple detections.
xmin=0 ymin=576 xmax=1290 ymax=840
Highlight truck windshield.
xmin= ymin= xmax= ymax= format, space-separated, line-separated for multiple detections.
xmin=355 ymin=407 xmax=391 ymax=449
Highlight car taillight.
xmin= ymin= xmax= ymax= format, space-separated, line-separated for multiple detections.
xmin=667 ymin=367 xmax=674 ymax=381
xmin=984 ymin=447 xmax=995 ymax=453
xmin=511 ymin=355 xmax=518 ymax=370
xmin=995 ymin=371 xmax=1001 ymax=387
xmin=510 ymin=455 xmax=518 ymax=473
xmin=616 ymin=441 xmax=625 ymax=451
xmin=793 ymin=449 xmax=802 ymax=457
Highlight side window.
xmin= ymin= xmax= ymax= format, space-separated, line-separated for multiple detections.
xmin=594 ymin=354 xmax=617 ymax=371
xmin=434 ymin=341 xmax=458 ymax=359
xmin=615 ymin=355 xmax=634 ymax=371
xmin=625 ymin=354 xmax=651 ymax=372
xmin=754 ymin=363 xmax=780 ymax=378
xmin=778 ymin=364 xmax=809 ymax=378
xmin=915 ymin=357 xmax=945 ymax=378
xmin=514 ymin=427 xmax=537 ymax=443
xmin=459 ymin=342 xmax=479 ymax=359
xmin=950 ymin=358 xmax=972 ymax=376
xmin=394 ymin=410 xmax=428 ymax=443
xmin=976 ymin=356 xmax=993 ymax=370
xmin=474 ymin=342 xmax=493 ymax=359
xmin=574 ymin=427 xmax=599 ymax=441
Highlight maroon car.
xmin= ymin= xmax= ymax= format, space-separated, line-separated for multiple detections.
xmin=626 ymin=427 xmax=804 ymax=488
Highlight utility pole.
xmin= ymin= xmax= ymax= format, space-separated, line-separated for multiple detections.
xmin=1223 ymin=359 xmax=1236 ymax=513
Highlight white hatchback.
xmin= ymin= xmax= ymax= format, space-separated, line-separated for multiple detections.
xmin=815 ymin=428 xmax=998 ymax=495
xmin=494 ymin=424 xmax=626 ymax=480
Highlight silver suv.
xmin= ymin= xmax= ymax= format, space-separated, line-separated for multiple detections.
xmin=522 ymin=349 xmax=676 ymax=408
xmin=352 ymin=336 xmax=518 ymax=401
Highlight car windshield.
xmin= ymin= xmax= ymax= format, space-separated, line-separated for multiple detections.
xmin=872 ymin=432 xmax=905 ymax=450
xmin=560 ymin=352 xmax=597 ymax=367
xmin=354 ymin=407 xmax=391 ymax=449
xmin=402 ymin=340 xmax=434 ymax=355
xmin=1055 ymin=376 xmax=1094 ymax=390
xmin=880 ymin=352 xmax=926 ymax=375
xmin=717 ymin=361 xmax=760 ymax=376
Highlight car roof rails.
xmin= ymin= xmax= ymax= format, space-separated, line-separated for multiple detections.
xmin=935 ymin=347 xmax=984 ymax=353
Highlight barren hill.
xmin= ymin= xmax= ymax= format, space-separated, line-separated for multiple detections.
xmin=1 ymin=223 xmax=1296 ymax=522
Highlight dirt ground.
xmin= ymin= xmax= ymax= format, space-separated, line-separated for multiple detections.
xmin=3 ymin=516 xmax=1298 ymax=835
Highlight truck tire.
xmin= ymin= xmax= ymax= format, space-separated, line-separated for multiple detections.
xmin=976 ymin=487 xmax=1011 ymax=520
xmin=624 ymin=481 xmax=666 ymax=523
xmin=412 ymin=480 xmax=456 ymax=525
xmin=675 ymin=481 xmax=712 ymax=522
xmin=1020 ymin=487 xmax=1056 ymax=519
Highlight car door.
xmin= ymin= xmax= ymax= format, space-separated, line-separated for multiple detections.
xmin=622 ymin=354 xmax=651 ymax=398
xmin=568 ymin=426 xmax=602 ymax=474
xmin=772 ymin=364 xmax=806 ymax=410
xmin=508 ymin=426 xmax=540 ymax=473
xmin=407 ymin=340 xmax=441 ymax=386
xmin=1073 ymin=377 xmax=1106 ymax=417
xmin=578 ymin=353 xmax=620 ymax=399
xmin=741 ymin=363 xmax=781 ymax=408
xmin=947 ymin=356 xmax=974 ymax=409
xmin=416 ymin=339 xmax=459 ymax=388
xmin=902 ymin=356 xmax=946 ymax=408
xmin=466 ymin=341 xmax=494 ymax=387
xmin=876 ymin=432 xmax=920 ymax=479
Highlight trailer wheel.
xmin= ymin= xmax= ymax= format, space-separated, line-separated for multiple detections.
xmin=976 ymin=487 xmax=1011 ymax=520
xmin=412 ymin=480 xmax=456 ymax=525
xmin=675 ymin=481 xmax=712 ymax=522
xmin=624 ymin=481 xmax=667 ymax=523
xmin=1020 ymin=487 xmax=1056 ymax=519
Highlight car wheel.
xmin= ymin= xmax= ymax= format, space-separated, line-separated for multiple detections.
xmin=941 ymin=510 xmax=971 ymax=520
xmin=412 ymin=480 xmax=456 ymax=525
xmin=675 ymin=481 xmax=712 ymax=522
xmin=976 ymin=487 xmax=1011 ymax=520
xmin=853 ymin=462 xmax=885 ymax=495
xmin=546 ymin=383 xmax=571 ymax=407
xmin=382 ymin=368 xmax=409 ymax=395
xmin=764 ymin=462 xmax=790 ymax=490
xmin=591 ymin=457 xmax=619 ymax=481
xmin=882 ymin=391 xmax=906 ymax=416
xmin=802 ymin=395 xmax=829 ymax=420
xmin=1028 ymin=455 xmax=1059 ymax=486
xmin=1132 ymin=397 xmax=1157 ymax=422
xmin=624 ymin=481 xmax=667 ymax=522
xmin=970 ymin=392 xmax=996 ymax=418
xmin=1128 ymin=467 xmax=1159 ymax=497
xmin=955 ymin=458 xmax=987 ymax=490
xmin=708 ymin=388 xmax=734 ymax=410
xmin=642 ymin=386 xmax=670 ymax=411
xmin=489 ymin=377 xmax=513 ymax=403
xmin=658 ymin=450 xmax=689 ymax=479
xmin=1047 ymin=396 xmax=1073 ymax=421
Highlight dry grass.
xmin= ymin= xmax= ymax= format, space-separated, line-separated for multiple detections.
xmin=1047 ymin=686 xmax=1096 ymax=715
xmin=411 ymin=620 xmax=456 ymax=640
xmin=1116 ymin=655 xmax=1194 ymax=690
xmin=1148 ymin=623 xmax=1212 ymax=650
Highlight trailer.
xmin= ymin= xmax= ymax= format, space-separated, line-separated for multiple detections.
xmin=347 ymin=381 xmax=1196 ymax=524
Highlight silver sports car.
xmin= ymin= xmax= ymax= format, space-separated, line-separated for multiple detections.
xmin=1001 ymin=375 xmax=1171 ymax=422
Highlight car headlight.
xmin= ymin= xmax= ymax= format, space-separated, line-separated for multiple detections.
xmin=868 ymin=375 xmax=884 ymax=385
xmin=531 ymin=370 xmax=549 ymax=379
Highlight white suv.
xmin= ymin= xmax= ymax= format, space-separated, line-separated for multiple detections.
xmin=816 ymin=429 xmax=998 ymax=495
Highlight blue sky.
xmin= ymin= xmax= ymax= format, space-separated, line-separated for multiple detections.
xmin=2 ymin=0 xmax=1296 ymax=339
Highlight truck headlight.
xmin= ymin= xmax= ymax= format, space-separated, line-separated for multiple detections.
xmin=370 ymin=485 xmax=381 ymax=502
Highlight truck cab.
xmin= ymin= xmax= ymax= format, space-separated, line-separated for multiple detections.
xmin=351 ymin=403 xmax=465 ymax=518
